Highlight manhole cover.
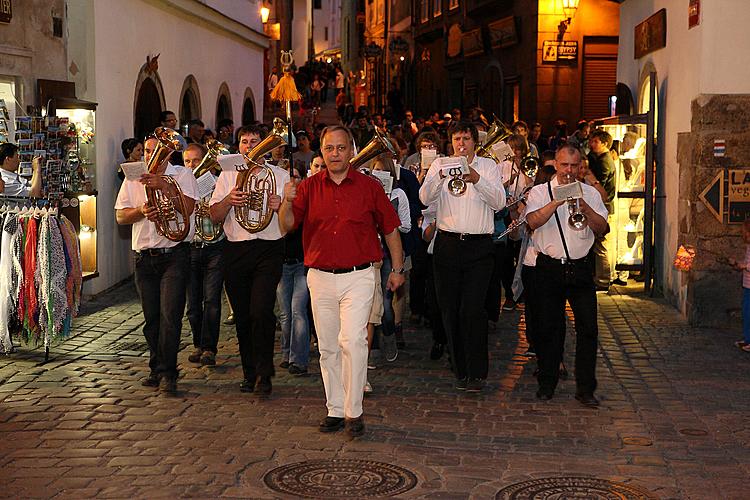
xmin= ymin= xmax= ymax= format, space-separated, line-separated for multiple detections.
xmin=263 ymin=459 xmax=418 ymax=498
xmin=102 ymin=341 xmax=147 ymax=353
xmin=496 ymin=477 xmax=657 ymax=499
xmin=622 ymin=437 xmax=653 ymax=446
xmin=679 ymin=428 xmax=708 ymax=436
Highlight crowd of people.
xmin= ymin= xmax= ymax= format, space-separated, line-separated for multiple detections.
xmin=115 ymin=93 xmax=635 ymax=438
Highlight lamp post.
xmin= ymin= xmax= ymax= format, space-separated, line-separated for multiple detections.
xmin=557 ymin=0 xmax=580 ymax=41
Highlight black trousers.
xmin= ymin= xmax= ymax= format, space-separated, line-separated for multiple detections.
xmin=424 ymin=254 xmax=446 ymax=345
xmin=133 ymin=244 xmax=190 ymax=378
xmin=409 ymin=238 xmax=428 ymax=317
xmin=433 ymin=233 xmax=494 ymax=380
xmin=223 ymin=239 xmax=284 ymax=381
xmin=533 ymin=254 xmax=598 ymax=395
xmin=485 ymin=242 xmax=507 ymax=322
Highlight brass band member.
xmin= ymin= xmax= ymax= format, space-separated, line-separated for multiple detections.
xmin=209 ymin=125 xmax=289 ymax=396
xmin=525 ymin=144 xmax=608 ymax=407
xmin=115 ymin=135 xmax=198 ymax=393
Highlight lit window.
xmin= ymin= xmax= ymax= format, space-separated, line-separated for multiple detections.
xmin=433 ymin=0 xmax=441 ymax=17
xmin=449 ymin=0 xmax=459 ymax=10
xmin=421 ymin=0 xmax=429 ymax=22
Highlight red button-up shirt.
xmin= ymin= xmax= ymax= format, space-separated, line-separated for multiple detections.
xmin=291 ymin=167 xmax=400 ymax=269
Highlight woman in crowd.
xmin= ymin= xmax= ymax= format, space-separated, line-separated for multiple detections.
xmin=118 ymin=138 xmax=143 ymax=181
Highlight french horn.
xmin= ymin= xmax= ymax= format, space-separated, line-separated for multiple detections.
xmin=475 ymin=116 xmax=512 ymax=163
xmin=193 ymin=138 xmax=229 ymax=242
xmin=145 ymin=127 xmax=190 ymax=242
xmin=349 ymin=126 xmax=397 ymax=170
xmin=234 ymin=118 xmax=288 ymax=233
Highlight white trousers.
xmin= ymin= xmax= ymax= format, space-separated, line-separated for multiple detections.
xmin=307 ymin=267 xmax=374 ymax=419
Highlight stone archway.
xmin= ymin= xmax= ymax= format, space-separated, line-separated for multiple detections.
xmin=479 ymin=61 xmax=503 ymax=120
xmin=179 ymin=75 xmax=202 ymax=127
xmin=216 ymin=82 xmax=233 ymax=127
xmin=133 ymin=64 xmax=166 ymax=140
xmin=241 ymin=87 xmax=256 ymax=125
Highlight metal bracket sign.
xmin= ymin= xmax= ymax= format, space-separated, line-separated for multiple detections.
xmin=698 ymin=170 xmax=723 ymax=222
xmin=542 ymin=41 xmax=578 ymax=62
xmin=728 ymin=169 xmax=750 ymax=223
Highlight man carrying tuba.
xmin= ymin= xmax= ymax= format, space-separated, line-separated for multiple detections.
xmin=183 ymin=142 xmax=225 ymax=367
xmin=209 ymin=124 xmax=289 ymax=396
xmin=115 ymin=133 xmax=199 ymax=394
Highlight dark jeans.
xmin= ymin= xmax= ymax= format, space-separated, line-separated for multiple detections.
xmin=223 ymin=239 xmax=284 ymax=381
xmin=277 ymin=261 xmax=310 ymax=368
xmin=533 ymin=254 xmax=598 ymax=395
xmin=133 ymin=244 xmax=190 ymax=378
xmin=485 ymin=242 xmax=507 ymax=322
xmin=433 ymin=233 xmax=494 ymax=380
xmin=187 ymin=241 xmax=224 ymax=353
xmin=409 ymin=239 xmax=428 ymax=316
xmin=425 ymin=254 xmax=446 ymax=345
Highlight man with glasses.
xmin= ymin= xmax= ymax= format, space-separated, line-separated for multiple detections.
xmin=279 ymin=125 xmax=404 ymax=438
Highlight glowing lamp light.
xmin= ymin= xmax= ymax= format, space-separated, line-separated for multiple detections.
xmin=326 ymin=57 xmax=332 ymax=63
xmin=399 ymin=56 xmax=405 ymax=61
xmin=562 ymin=0 xmax=580 ymax=21
xmin=260 ymin=6 xmax=270 ymax=24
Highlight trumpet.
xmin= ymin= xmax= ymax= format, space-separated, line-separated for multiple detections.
xmin=567 ymin=197 xmax=587 ymax=230
xmin=447 ymin=167 xmax=467 ymax=196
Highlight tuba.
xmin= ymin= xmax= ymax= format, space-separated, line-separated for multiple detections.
xmin=234 ymin=118 xmax=288 ymax=233
xmin=145 ymin=127 xmax=190 ymax=242
xmin=475 ymin=116 xmax=512 ymax=163
xmin=194 ymin=138 xmax=229 ymax=242
xmin=349 ymin=126 xmax=398 ymax=170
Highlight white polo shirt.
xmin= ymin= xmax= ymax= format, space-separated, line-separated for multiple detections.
xmin=1 ymin=169 xmax=31 ymax=197
xmin=115 ymin=163 xmax=199 ymax=251
xmin=209 ymin=163 xmax=289 ymax=242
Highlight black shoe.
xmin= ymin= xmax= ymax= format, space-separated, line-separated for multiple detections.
xmin=319 ymin=416 xmax=345 ymax=433
xmin=279 ymin=360 xmax=290 ymax=369
xmin=239 ymin=379 xmax=255 ymax=393
xmin=575 ymin=393 xmax=600 ymax=408
xmin=256 ymin=376 xmax=272 ymax=395
xmin=187 ymin=347 xmax=203 ymax=363
xmin=454 ymin=377 xmax=468 ymax=391
xmin=429 ymin=342 xmax=444 ymax=360
xmin=523 ymin=348 xmax=536 ymax=357
xmin=502 ymin=299 xmax=516 ymax=311
xmin=536 ymin=388 xmax=554 ymax=400
xmin=611 ymin=278 xmax=627 ymax=286
xmin=345 ymin=416 xmax=365 ymax=437
xmin=466 ymin=378 xmax=485 ymax=393
xmin=141 ymin=373 xmax=160 ymax=387
xmin=288 ymin=364 xmax=308 ymax=376
xmin=159 ymin=375 xmax=177 ymax=394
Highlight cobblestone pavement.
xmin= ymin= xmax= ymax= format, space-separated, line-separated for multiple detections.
xmin=0 ymin=280 xmax=748 ymax=499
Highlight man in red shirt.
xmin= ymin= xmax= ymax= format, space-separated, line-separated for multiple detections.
xmin=279 ymin=125 xmax=405 ymax=438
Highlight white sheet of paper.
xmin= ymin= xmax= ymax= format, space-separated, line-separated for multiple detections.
xmin=371 ymin=170 xmax=393 ymax=194
xmin=217 ymin=154 xmax=246 ymax=172
xmin=421 ymin=149 xmax=437 ymax=171
xmin=434 ymin=156 xmax=469 ymax=177
xmin=490 ymin=141 xmax=514 ymax=162
xmin=552 ymin=181 xmax=583 ymax=201
xmin=120 ymin=161 xmax=148 ymax=181
xmin=196 ymin=172 xmax=217 ymax=199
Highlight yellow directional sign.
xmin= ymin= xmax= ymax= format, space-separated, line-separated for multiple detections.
xmin=728 ymin=169 xmax=750 ymax=223
xmin=698 ymin=170 xmax=723 ymax=222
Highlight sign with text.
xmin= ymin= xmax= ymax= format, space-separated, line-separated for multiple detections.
xmin=542 ymin=41 xmax=578 ymax=62
xmin=0 ymin=0 xmax=11 ymax=24
xmin=634 ymin=8 xmax=667 ymax=59
xmin=728 ymin=169 xmax=750 ymax=223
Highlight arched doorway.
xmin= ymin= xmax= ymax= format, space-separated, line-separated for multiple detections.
xmin=241 ymin=87 xmax=256 ymax=125
xmin=133 ymin=65 xmax=166 ymax=140
xmin=179 ymin=75 xmax=202 ymax=128
xmin=216 ymin=82 xmax=233 ymax=127
xmin=479 ymin=63 xmax=502 ymax=120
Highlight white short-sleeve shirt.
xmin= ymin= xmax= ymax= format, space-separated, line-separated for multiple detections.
xmin=1 ymin=169 xmax=31 ymax=197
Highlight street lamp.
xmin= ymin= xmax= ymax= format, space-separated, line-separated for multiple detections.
xmin=260 ymin=6 xmax=270 ymax=24
xmin=558 ymin=0 xmax=580 ymax=41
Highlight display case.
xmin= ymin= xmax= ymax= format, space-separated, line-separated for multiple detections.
xmin=592 ymin=107 xmax=656 ymax=292
xmin=51 ymin=97 xmax=99 ymax=281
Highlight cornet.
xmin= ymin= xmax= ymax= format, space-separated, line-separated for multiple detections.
xmin=562 ymin=174 xmax=587 ymax=231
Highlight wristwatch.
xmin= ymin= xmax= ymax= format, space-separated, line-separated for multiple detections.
xmin=391 ymin=267 xmax=405 ymax=275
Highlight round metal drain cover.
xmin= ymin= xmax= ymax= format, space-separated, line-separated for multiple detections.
xmin=496 ymin=477 xmax=657 ymax=499
xmin=679 ymin=428 xmax=708 ymax=436
xmin=264 ymin=459 xmax=418 ymax=498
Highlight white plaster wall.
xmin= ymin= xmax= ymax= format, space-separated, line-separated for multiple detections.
xmin=617 ymin=0 xmax=750 ymax=311
xmin=292 ymin=0 xmax=312 ymax=63
xmin=312 ymin=0 xmax=341 ymax=56
xmin=71 ymin=0 xmax=265 ymax=294
xmin=204 ymin=0 xmax=263 ymax=31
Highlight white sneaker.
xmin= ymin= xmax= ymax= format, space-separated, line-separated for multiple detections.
xmin=364 ymin=380 xmax=373 ymax=393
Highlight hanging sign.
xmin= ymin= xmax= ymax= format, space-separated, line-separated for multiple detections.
xmin=0 ymin=0 xmax=10 ymax=24
xmin=728 ymin=169 xmax=750 ymax=223
xmin=698 ymin=170 xmax=723 ymax=223
xmin=542 ymin=41 xmax=578 ymax=62
xmin=634 ymin=9 xmax=667 ymax=59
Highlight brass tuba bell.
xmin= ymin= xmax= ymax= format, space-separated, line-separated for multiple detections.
xmin=475 ymin=116 xmax=512 ymax=163
xmin=349 ymin=126 xmax=398 ymax=170
xmin=145 ymin=127 xmax=191 ymax=242
xmin=234 ymin=118 xmax=288 ymax=233
xmin=194 ymin=138 xmax=229 ymax=242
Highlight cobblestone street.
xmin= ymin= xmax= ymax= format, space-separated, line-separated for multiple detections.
xmin=1 ymin=281 xmax=748 ymax=499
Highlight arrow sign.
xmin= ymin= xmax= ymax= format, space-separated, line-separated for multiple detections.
xmin=698 ymin=170 xmax=724 ymax=222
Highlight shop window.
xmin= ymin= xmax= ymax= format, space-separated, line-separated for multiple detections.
xmin=420 ymin=0 xmax=429 ymax=23
xmin=449 ymin=0 xmax=459 ymax=9
xmin=433 ymin=0 xmax=441 ymax=17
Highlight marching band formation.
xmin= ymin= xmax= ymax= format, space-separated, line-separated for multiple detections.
xmin=115 ymin=112 xmax=610 ymax=438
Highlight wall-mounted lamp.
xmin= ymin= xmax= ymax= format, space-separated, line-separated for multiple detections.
xmin=558 ymin=0 xmax=580 ymax=41
xmin=260 ymin=6 xmax=270 ymax=24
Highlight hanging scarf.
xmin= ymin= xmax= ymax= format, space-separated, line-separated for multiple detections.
xmin=59 ymin=216 xmax=82 ymax=316
xmin=22 ymin=216 xmax=40 ymax=342
xmin=0 ymin=213 xmax=17 ymax=353
xmin=37 ymin=216 xmax=68 ymax=344
xmin=11 ymin=217 xmax=27 ymax=342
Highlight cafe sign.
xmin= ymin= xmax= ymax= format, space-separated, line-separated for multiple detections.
xmin=542 ymin=40 xmax=578 ymax=62
xmin=0 ymin=0 xmax=11 ymax=24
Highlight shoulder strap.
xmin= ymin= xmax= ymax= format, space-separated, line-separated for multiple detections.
xmin=547 ymin=181 xmax=571 ymax=262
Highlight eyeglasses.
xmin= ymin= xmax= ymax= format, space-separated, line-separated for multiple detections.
xmin=420 ymin=144 xmax=437 ymax=150
xmin=323 ymin=145 xmax=348 ymax=153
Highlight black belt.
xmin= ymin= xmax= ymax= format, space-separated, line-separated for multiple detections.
xmin=191 ymin=240 xmax=224 ymax=249
xmin=314 ymin=262 xmax=372 ymax=274
xmin=437 ymin=229 xmax=492 ymax=241
xmin=134 ymin=243 xmax=188 ymax=256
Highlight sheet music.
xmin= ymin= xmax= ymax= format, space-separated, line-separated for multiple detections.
xmin=552 ymin=181 xmax=583 ymax=201
xmin=421 ymin=149 xmax=437 ymax=171
xmin=371 ymin=170 xmax=393 ymax=194
xmin=196 ymin=172 xmax=217 ymax=199
xmin=434 ymin=156 xmax=469 ymax=177
xmin=490 ymin=141 xmax=514 ymax=162
xmin=120 ymin=161 xmax=148 ymax=181
xmin=217 ymin=154 xmax=246 ymax=172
